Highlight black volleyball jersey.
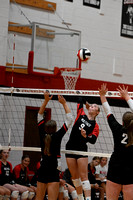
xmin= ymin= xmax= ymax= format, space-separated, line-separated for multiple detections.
xmin=38 ymin=117 xmax=68 ymax=169
xmin=66 ymin=101 xmax=99 ymax=151
xmin=107 ymin=114 xmax=133 ymax=168
xmin=88 ymin=163 xmax=96 ymax=184
xmin=0 ymin=161 xmax=13 ymax=185
xmin=13 ymin=164 xmax=30 ymax=185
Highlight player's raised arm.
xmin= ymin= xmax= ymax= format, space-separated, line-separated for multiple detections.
xmin=58 ymin=95 xmax=71 ymax=114
xmin=38 ymin=91 xmax=53 ymax=115
xmin=117 ymin=85 xmax=130 ymax=101
xmin=98 ymin=84 xmax=112 ymax=116
xmin=98 ymin=83 xmax=108 ymax=104
xmin=58 ymin=95 xmax=73 ymax=128
xmin=117 ymin=85 xmax=133 ymax=112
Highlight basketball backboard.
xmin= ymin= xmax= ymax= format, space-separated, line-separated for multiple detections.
xmin=6 ymin=22 xmax=81 ymax=75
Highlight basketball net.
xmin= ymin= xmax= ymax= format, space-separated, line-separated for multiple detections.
xmin=60 ymin=68 xmax=81 ymax=90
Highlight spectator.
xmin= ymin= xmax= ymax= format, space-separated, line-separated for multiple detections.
xmin=59 ymin=180 xmax=78 ymax=200
xmin=13 ymin=154 xmax=36 ymax=199
xmin=63 ymin=168 xmax=73 ymax=186
xmin=60 ymin=168 xmax=78 ymax=200
xmin=88 ymin=157 xmax=104 ymax=200
xmin=0 ymin=149 xmax=29 ymax=200
xmin=30 ymin=161 xmax=41 ymax=187
xmin=58 ymin=179 xmax=68 ymax=200
xmin=0 ymin=185 xmax=11 ymax=200
xmin=95 ymin=157 xmax=108 ymax=194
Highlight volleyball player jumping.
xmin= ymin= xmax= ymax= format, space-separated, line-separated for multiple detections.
xmin=98 ymin=83 xmax=133 ymax=200
xmin=65 ymin=98 xmax=100 ymax=200
xmin=35 ymin=91 xmax=73 ymax=200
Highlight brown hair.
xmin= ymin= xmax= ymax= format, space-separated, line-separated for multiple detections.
xmin=0 ymin=150 xmax=3 ymax=159
xmin=94 ymin=104 xmax=100 ymax=118
xmin=21 ymin=154 xmax=30 ymax=181
xmin=122 ymin=111 xmax=133 ymax=147
xmin=92 ymin=156 xmax=100 ymax=161
xmin=21 ymin=154 xmax=30 ymax=161
xmin=97 ymin=106 xmax=100 ymax=113
xmin=43 ymin=120 xmax=57 ymax=156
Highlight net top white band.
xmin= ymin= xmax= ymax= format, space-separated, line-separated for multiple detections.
xmin=0 ymin=87 xmax=133 ymax=98
xmin=0 ymin=145 xmax=111 ymax=158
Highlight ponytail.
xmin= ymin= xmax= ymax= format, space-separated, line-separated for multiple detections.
xmin=123 ymin=112 xmax=133 ymax=147
xmin=126 ymin=119 xmax=133 ymax=147
xmin=43 ymin=120 xmax=57 ymax=156
xmin=44 ymin=134 xmax=52 ymax=156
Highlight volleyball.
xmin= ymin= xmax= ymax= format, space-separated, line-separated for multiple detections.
xmin=77 ymin=48 xmax=91 ymax=61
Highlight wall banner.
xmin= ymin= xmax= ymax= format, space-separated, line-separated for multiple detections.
xmin=83 ymin=0 xmax=101 ymax=9
xmin=121 ymin=0 xmax=133 ymax=38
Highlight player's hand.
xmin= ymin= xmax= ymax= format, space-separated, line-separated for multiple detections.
xmin=60 ymin=179 xmax=66 ymax=186
xmin=94 ymin=183 xmax=99 ymax=189
xmin=44 ymin=91 xmax=53 ymax=102
xmin=81 ymin=128 xmax=87 ymax=138
xmin=101 ymin=177 xmax=106 ymax=181
xmin=86 ymin=101 xmax=90 ymax=110
xmin=58 ymin=95 xmax=66 ymax=104
xmin=116 ymin=85 xmax=129 ymax=100
xmin=98 ymin=83 xmax=108 ymax=96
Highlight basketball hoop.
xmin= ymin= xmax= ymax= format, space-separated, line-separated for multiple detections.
xmin=59 ymin=68 xmax=81 ymax=90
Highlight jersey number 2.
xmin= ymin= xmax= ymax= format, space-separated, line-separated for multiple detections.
xmin=121 ymin=133 xmax=128 ymax=144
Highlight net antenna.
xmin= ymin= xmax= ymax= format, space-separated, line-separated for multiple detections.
xmin=56 ymin=67 xmax=81 ymax=90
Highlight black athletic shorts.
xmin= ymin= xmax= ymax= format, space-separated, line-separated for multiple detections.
xmin=107 ymin=164 xmax=133 ymax=185
xmin=65 ymin=153 xmax=88 ymax=159
xmin=65 ymin=141 xmax=88 ymax=159
xmin=37 ymin=166 xmax=60 ymax=183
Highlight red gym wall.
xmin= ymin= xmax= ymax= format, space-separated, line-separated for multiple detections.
xmin=1 ymin=65 xmax=133 ymax=92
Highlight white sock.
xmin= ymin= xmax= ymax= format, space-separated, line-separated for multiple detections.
xmin=78 ymin=194 xmax=84 ymax=200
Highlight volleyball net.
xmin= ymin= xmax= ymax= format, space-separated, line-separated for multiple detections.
xmin=0 ymin=88 xmax=131 ymax=171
